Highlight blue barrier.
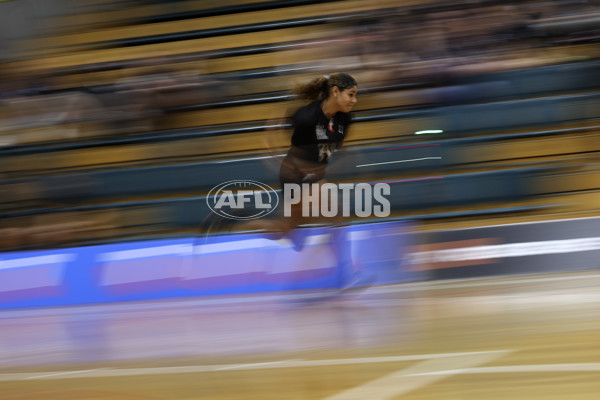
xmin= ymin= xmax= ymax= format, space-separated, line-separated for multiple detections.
xmin=0 ymin=221 xmax=416 ymax=310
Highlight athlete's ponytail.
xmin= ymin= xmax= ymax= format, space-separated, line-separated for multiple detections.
xmin=292 ymin=72 xmax=357 ymax=101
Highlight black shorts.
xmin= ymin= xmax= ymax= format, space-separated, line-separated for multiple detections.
xmin=279 ymin=153 xmax=326 ymax=188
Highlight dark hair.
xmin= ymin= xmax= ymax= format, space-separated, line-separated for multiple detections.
xmin=292 ymin=72 xmax=357 ymax=101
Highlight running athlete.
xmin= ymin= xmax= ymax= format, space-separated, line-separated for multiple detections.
xmin=239 ymin=73 xmax=358 ymax=238
xmin=209 ymin=72 xmax=371 ymax=290
xmin=273 ymin=72 xmax=371 ymax=290
xmin=278 ymin=72 xmax=358 ymax=236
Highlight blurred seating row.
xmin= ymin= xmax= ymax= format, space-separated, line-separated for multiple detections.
xmin=1 ymin=73 xmax=599 ymax=176
xmin=53 ymin=0 xmax=352 ymax=35
xmin=2 ymin=53 xmax=598 ymax=149
xmin=2 ymin=122 xmax=598 ymax=201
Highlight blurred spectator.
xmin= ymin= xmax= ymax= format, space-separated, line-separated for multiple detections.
xmin=0 ymin=68 xmax=107 ymax=145
xmin=88 ymin=55 xmax=228 ymax=133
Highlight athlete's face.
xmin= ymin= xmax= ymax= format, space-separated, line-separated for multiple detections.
xmin=334 ymin=86 xmax=358 ymax=113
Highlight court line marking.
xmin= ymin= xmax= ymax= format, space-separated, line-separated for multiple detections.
xmin=23 ymin=369 xmax=106 ymax=380
xmin=406 ymin=363 xmax=600 ymax=376
xmin=0 ymin=351 xmax=508 ymax=381
xmin=323 ymin=350 xmax=511 ymax=400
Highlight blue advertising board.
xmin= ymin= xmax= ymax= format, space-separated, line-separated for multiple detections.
xmin=0 ymin=221 xmax=415 ymax=310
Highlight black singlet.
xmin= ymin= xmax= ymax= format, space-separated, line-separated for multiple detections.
xmin=289 ymin=100 xmax=352 ymax=164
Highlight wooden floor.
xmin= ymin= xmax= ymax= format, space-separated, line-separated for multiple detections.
xmin=1 ymin=271 xmax=599 ymax=399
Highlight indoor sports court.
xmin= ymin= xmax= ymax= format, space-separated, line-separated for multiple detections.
xmin=1 ymin=269 xmax=599 ymax=400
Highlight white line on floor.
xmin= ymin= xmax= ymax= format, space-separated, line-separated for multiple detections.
xmin=23 ymin=369 xmax=105 ymax=380
xmin=323 ymin=350 xmax=512 ymax=400
xmin=406 ymin=363 xmax=600 ymax=376
xmin=0 ymin=351 xmax=507 ymax=382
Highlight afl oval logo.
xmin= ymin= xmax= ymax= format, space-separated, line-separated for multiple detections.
xmin=206 ymin=180 xmax=279 ymax=220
